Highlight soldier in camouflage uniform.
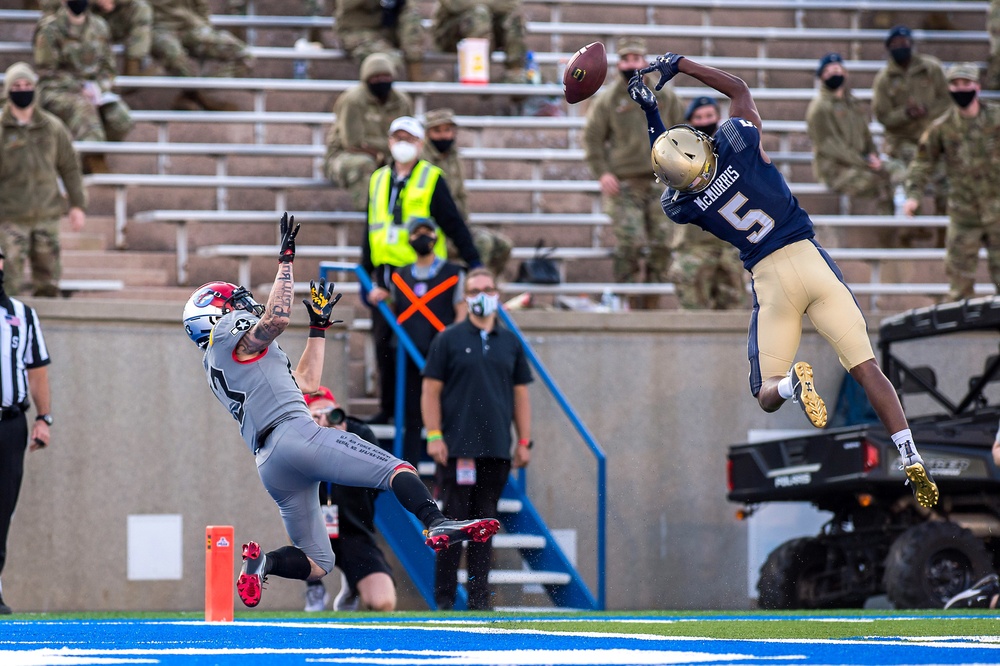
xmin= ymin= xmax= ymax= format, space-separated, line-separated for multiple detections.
xmin=40 ymin=0 xmax=153 ymax=76
xmin=432 ymin=0 xmax=527 ymax=83
xmin=34 ymin=0 xmax=134 ymax=173
xmin=903 ymin=63 xmax=1000 ymax=302
xmin=336 ymin=0 xmax=425 ymax=81
xmin=668 ymin=96 xmax=746 ymax=310
xmin=582 ymin=37 xmax=685 ymax=309
xmin=807 ymin=53 xmax=902 ymax=220
xmin=420 ymin=108 xmax=513 ymax=277
xmin=324 ymin=53 xmax=414 ymax=211
xmin=988 ymin=0 xmax=1000 ymax=90
xmin=872 ymin=24 xmax=951 ymax=233
xmin=0 ymin=62 xmax=87 ymax=297
xmin=147 ymin=0 xmax=250 ymax=109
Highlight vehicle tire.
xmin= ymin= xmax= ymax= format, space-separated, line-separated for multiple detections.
xmin=884 ymin=521 xmax=993 ymax=609
xmin=757 ymin=537 xmax=831 ymax=610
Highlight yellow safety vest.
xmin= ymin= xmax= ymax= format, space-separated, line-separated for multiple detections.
xmin=367 ymin=161 xmax=448 ymax=267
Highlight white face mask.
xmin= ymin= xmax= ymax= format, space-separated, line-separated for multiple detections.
xmin=390 ymin=140 xmax=419 ymax=164
xmin=466 ymin=292 xmax=499 ymax=318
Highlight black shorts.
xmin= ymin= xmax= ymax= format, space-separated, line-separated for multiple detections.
xmin=331 ymin=535 xmax=394 ymax=591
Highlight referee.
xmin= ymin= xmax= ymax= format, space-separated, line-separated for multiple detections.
xmin=0 ymin=246 xmax=53 ymax=615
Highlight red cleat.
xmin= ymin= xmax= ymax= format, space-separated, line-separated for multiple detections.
xmin=236 ymin=541 xmax=268 ymax=607
xmin=424 ymin=518 xmax=500 ymax=552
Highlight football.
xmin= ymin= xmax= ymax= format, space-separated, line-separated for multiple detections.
xmin=562 ymin=41 xmax=607 ymax=104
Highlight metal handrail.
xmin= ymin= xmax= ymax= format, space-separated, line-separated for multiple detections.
xmin=334 ymin=261 xmax=606 ymax=609
xmin=496 ymin=308 xmax=607 ymax=610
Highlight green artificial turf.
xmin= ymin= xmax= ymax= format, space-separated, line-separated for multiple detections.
xmin=4 ymin=609 xmax=999 ymax=640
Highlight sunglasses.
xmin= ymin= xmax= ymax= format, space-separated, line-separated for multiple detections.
xmin=314 ymin=407 xmax=346 ymax=426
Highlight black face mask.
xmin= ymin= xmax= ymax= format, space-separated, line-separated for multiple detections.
xmin=950 ymin=89 xmax=977 ymax=108
xmin=619 ymin=69 xmax=638 ymax=85
xmin=889 ymin=47 xmax=911 ymax=66
xmin=66 ymin=0 xmax=89 ymax=15
xmin=8 ymin=89 xmax=34 ymax=109
xmin=410 ymin=235 xmax=436 ymax=256
xmin=822 ymin=75 xmax=845 ymax=91
xmin=691 ymin=123 xmax=717 ymax=137
xmin=366 ymin=81 xmax=392 ymax=102
xmin=430 ymin=138 xmax=454 ymax=154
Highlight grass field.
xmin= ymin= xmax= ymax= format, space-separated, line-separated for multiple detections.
xmin=2 ymin=609 xmax=999 ymax=665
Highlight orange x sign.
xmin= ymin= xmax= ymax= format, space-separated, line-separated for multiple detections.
xmin=392 ymin=272 xmax=460 ymax=332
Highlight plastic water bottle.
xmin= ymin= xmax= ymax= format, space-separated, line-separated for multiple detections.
xmin=293 ymin=37 xmax=312 ymax=80
xmin=526 ymin=50 xmax=541 ymax=85
xmin=600 ymin=288 xmax=615 ymax=311
xmin=893 ymin=185 xmax=907 ymax=216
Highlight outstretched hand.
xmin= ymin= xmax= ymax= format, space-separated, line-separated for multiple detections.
xmin=640 ymin=52 xmax=685 ymax=90
xmin=627 ymin=74 xmax=657 ymax=111
xmin=302 ymin=278 xmax=343 ymax=329
xmin=278 ymin=212 xmax=300 ymax=263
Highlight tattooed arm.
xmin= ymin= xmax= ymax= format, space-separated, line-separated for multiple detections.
xmin=234 ymin=261 xmax=295 ymax=360
xmin=235 ymin=213 xmax=300 ymax=360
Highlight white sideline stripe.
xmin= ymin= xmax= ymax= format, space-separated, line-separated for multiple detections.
xmin=0 ymin=647 xmax=776 ymax=665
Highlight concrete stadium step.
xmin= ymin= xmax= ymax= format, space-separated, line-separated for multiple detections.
xmin=61 ymin=252 xmax=174 ymax=287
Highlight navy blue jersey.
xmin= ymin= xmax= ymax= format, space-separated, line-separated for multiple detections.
xmin=660 ymin=118 xmax=815 ymax=269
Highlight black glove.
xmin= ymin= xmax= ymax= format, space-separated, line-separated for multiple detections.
xmin=627 ymin=74 xmax=657 ymax=111
xmin=302 ymin=279 xmax=343 ymax=330
xmin=639 ymin=52 xmax=685 ymax=90
xmin=278 ymin=212 xmax=300 ymax=263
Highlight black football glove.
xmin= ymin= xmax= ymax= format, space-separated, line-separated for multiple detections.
xmin=302 ymin=278 xmax=343 ymax=329
xmin=640 ymin=52 xmax=685 ymax=90
xmin=278 ymin=212 xmax=300 ymax=263
xmin=627 ymin=74 xmax=657 ymax=111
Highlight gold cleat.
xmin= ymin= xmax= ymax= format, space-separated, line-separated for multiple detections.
xmin=791 ymin=361 xmax=827 ymax=428
xmin=904 ymin=462 xmax=940 ymax=508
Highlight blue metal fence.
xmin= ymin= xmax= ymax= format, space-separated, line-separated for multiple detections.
xmin=319 ymin=261 xmax=606 ymax=608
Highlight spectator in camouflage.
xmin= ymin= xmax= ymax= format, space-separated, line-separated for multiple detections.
xmin=903 ymin=63 xmax=1000 ymax=302
xmin=582 ymin=37 xmax=685 ymax=309
xmin=147 ymin=0 xmax=250 ymax=110
xmin=0 ymin=62 xmax=87 ymax=297
xmin=872 ymin=24 xmax=951 ymax=224
xmin=432 ymin=0 xmax=527 ymax=83
xmin=40 ymin=0 xmax=153 ymax=76
xmin=420 ymin=108 xmax=513 ymax=277
xmin=33 ymin=0 xmax=133 ymax=173
xmin=669 ymin=95 xmax=746 ymax=310
xmin=324 ymin=53 xmax=414 ymax=211
xmin=336 ymin=0 xmax=425 ymax=80
xmin=807 ymin=53 xmax=900 ymax=217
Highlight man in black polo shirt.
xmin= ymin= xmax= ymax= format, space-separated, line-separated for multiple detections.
xmin=421 ymin=267 xmax=533 ymax=610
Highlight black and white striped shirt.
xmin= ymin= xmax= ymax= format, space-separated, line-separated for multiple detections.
xmin=0 ymin=297 xmax=50 ymax=410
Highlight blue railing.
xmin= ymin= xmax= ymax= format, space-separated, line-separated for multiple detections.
xmin=320 ymin=261 xmax=606 ymax=609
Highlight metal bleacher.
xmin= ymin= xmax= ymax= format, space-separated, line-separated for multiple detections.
xmin=0 ymin=0 xmax=991 ymax=308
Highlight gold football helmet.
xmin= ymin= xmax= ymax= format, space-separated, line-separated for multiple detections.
xmin=651 ymin=124 xmax=717 ymax=193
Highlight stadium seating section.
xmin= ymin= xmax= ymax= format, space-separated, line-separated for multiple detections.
xmin=0 ymin=0 xmax=993 ymax=313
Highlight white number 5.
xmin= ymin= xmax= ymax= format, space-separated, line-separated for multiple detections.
xmin=719 ymin=192 xmax=774 ymax=243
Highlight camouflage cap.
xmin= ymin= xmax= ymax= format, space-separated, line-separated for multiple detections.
xmin=4 ymin=61 xmax=37 ymax=96
xmin=616 ymin=37 xmax=646 ymax=57
xmin=424 ymin=108 xmax=456 ymax=129
xmin=360 ymin=52 xmax=396 ymax=81
xmin=946 ymin=62 xmax=980 ymax=82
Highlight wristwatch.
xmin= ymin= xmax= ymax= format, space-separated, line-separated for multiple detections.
xmin=36 ymin=414 xmax=53 ymax=426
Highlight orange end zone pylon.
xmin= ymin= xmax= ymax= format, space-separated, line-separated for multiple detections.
xmin=205 ymin=525 xmax=235 ymax=622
